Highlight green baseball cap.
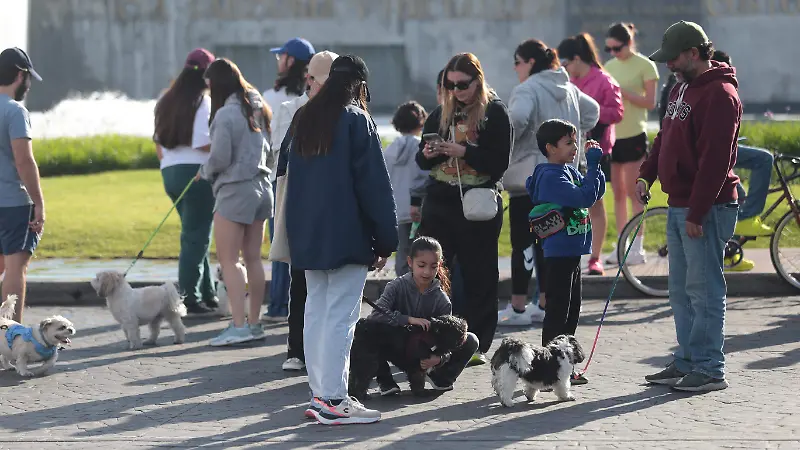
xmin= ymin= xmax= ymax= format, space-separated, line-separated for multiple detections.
xmin=649 ymin=21 xmax=710 ymax=63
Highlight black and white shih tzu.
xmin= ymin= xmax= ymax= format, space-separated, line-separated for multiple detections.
xmin=490 ymin=335 xmax=586 ymax=407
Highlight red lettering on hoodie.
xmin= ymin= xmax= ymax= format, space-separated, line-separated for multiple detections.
xmin=639 ymin=61 xmax=741 ymax=225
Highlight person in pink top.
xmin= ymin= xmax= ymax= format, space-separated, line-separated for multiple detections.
xmin=557 ymin=33 xmax=624 ymax=275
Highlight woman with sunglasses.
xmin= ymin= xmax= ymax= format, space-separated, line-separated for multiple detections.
xmin=603 ymin=22 xmax=659 ymax=265
xmin=557 ymin=33 xmax=624 ymax=276
xmin=497 ymin=39 xmax=599 ymax=329
xmin=415 ymin=53 xmax=512 ymax=366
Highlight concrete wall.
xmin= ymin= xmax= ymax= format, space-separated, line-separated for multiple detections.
xmin=23 ymin=0 xmax=800 ymax=113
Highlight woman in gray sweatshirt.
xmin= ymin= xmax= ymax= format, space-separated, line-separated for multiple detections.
xmin=199 ymin=58 xmax=274 ymax=347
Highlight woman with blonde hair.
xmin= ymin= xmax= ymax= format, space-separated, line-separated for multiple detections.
xmin=416 ymin=52 xmax=512 ymax=366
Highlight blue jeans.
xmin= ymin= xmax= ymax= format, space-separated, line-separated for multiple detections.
xmin=735 ymin=145 xmax=773 ymax=220
xmin=267 ymin=183 xmax=290 ymax=317
xmin=666 ymin=204 xmax=738 ymax=379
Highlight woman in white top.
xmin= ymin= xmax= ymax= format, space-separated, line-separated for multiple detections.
xmin=154 ymin=48 xmax=217 ymax=315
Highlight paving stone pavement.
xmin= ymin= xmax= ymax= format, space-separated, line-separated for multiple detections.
xmin=0 ymin=296 xmax=798 ymax=449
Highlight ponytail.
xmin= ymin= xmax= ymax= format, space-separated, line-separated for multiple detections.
xmin=437 ymin=264 xmax=452 ymax=298
xmin=515 ymin=39 xmax=560 ymax=76
xmin=575 ymin=33 xmax=604 ymax=70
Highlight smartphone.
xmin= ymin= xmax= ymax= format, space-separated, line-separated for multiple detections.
xmin=423 ymin=133 xmax=444 ymax=144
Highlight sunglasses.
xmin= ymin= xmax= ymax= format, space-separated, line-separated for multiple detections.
xmin=604 ymin=44 xmax=626 ymax=53
xmin=444 ymin=78 xmax=474 ymax=91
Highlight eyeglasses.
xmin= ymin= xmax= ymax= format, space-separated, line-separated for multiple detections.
xmin=444 ymin=78 xmax=475 ymax=91
xmin=604 ymin=45 xmax=625 ymax=53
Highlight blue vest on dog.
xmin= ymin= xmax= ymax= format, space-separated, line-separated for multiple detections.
xmin=4 ymin=324 xmax=56 ymax=359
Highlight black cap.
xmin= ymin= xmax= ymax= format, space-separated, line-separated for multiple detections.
xmin=0 ymin=47 xmax=42 ymax=81
xmin=330 ymin=54 xmax=370 ymax=102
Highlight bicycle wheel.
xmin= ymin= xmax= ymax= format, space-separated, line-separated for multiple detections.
xmin=769 ymin=209 xmax=800 ymax=291
xmin=616 ymin=207 xmax=670 ymax=297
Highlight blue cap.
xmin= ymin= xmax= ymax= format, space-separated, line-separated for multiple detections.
xmin=270 ymin=38 xmax=315 ymax=62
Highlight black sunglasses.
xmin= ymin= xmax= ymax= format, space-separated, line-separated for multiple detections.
xmin=604 ymin=44 xmax=626 ymax=53
xmin=444 ymin=78 xmax=474 ymax=91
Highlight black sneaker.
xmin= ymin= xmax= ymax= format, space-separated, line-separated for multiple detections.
xmin=203 ymin=297 xmax=220 ymax=310
xmin=570 ymin=372 xmax=588 ymax=385
xmin=645 ymin=362 xmax=686 ymax=386
xmin=185 ymin=302 xmax=215 ymax=315
xmin=425 ymin=374 xmax=454 ymax=392
xmin=672 ymin=372 xmax=729 ymax=392
xmin=379 ymin=379 xmax=401 ymax=396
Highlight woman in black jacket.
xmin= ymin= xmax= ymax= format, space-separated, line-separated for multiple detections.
xmin=416 ymin=52 xmax=512 ymax=366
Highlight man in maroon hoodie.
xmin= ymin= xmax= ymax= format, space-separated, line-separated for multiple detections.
xmin=636 ymin=21 xmax=741 ymax=393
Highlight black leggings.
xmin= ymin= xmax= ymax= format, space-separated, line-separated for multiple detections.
xmin=509 ymin=195 xmax=546 ymax=297
xmin=418 ymin=193 xmax=502 ymax=354
xmin=286 ymin=268 xmax=307 ymax=361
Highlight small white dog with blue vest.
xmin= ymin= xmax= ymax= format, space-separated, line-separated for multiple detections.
xmin=0 ymin=294 xmax=76 ymax=377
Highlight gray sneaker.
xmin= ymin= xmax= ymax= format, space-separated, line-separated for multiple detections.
xmin=672 ymin=372 xmax=729 ymax=392
xmin=645 ymin=363 xmax=686 ymax=386
xmin=249 ymin=323 xmax=266 ymax=340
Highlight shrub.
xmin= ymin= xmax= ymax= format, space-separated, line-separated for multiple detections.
xmin=35 ymin=136 xmax=158 ymax=177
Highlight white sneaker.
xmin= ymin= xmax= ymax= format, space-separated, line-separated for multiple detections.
xmin=313 ymin=396 xmax=381 ymax=425
xmin=623 ymin=236 xmax=647 ymax=265
xmin=497 ymin=303 xmax=534 ymax=326
xmin=605 ymin=242 xmax=620 ymax=265
xmin=529 ymin=305 xmax=546 ymax=323
xmin=282 ymin=357 xmax=305 ymax=371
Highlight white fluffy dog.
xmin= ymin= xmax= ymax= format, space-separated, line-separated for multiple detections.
xmin=0 ymin=295 xmax=76 ymax=376
xmin=490 ymin=335 xmax=586 ymax=407
xmin=216 ymin=262 xmax=248 ymax=317
xmin=90 ymin=271 xmax=186 ymax=350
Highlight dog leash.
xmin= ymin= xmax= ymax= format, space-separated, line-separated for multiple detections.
xmin=574 ymin=196 xmax=650 ymax=379
xmin=123 ymin=177 xmax=195 ymax=277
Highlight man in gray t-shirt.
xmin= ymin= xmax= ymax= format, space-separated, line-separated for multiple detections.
xmin=0 ymin=47 xmax=44 ymax=323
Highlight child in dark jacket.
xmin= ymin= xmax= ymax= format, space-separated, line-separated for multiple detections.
xmin=350 ymin=237 xmax=479 ymax=399
xmin=527 ymin=119 xmax=605 ymax=384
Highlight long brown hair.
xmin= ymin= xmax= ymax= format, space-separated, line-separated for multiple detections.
xmin=439 ymin=53 xmax=490 ymax=137
xmin=557 ymin=33 xmax=605 ymax=70
xmin=290 ymin=58 xmax=369 ymax=158
xmin=410 ymin=236 xmax=452 ymax=297
xmin=153 ymin=67 xmax=207 ymax=148
xmin=204 ymin=58 xmax=271 ymax=133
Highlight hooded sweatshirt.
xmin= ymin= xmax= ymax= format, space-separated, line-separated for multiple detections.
xmin=366 ymin=272 xmax=452 ymax=326
xmin=527 ymin=161 xmax=606 ymax=258
xmin=384 ymin=134 xmax=429 ymax=223
xmin=639 ymin=62 xmax=741 ymax=225
xmin=571 ymin=66 xmax=624 ymax=155
xmin=200 ymin=90 xmax=272 ymax=197
xmin=506 ymin=68 xmax=600 ymax=195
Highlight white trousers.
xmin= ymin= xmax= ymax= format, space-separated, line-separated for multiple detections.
xmin=303 ymin=264 xmax=368 ymax=400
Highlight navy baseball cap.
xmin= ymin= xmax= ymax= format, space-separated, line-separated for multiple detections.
xmin=270 ymin=38 xmax=315 ymax=62
xmin=0 ymin=47 xmax=42 ymax=81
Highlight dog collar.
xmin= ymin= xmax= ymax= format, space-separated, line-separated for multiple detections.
xmin=4 ymin=324 xmax=57 ymax=359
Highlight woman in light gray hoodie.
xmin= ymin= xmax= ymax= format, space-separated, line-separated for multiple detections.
xmin=199 ymin=58 xmax=274 ymax=347
xmin=499 ymin=39 xmax=599 ymax=328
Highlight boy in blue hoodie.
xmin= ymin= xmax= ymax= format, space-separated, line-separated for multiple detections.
xmin=527 ymin=119 xmax=605 ymax=383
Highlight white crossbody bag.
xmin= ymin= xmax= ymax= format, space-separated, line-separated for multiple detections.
xmin=455 ymin=159 xmax=499 ymax=221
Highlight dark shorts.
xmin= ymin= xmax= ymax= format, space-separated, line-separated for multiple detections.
xmin=0 ymin=205 xmax=40 ymax=255
xmin=611 ymin=132 xmax=648 ymax=164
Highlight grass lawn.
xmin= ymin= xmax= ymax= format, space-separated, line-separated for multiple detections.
xmin=39 ymin=169 xmax=673 ymax=259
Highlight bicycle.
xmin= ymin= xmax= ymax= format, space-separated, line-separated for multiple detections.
xmin=616 ymin=147 xmax=800 ymax=297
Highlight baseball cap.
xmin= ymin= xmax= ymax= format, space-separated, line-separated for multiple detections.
xmin=649 ymin=21 xmax=710 ymax=63
xmin=330 ymin=54 xmax=370 ymax=102
xmin=0 ymin=47 xmax=42 ymax=81
xmin=270 ymin=38 xmax=315 ymax=62
xmin=307 ymin=51 xmax=339 ymax=84
xmin=184 ymin=48 xmax=215 ymax=71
